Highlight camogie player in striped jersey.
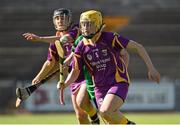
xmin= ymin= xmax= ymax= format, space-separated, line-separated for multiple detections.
xmin=61 ymin=10 xmax=160 ymax=124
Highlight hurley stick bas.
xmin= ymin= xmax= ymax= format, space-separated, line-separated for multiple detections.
xmin=55 ymin=40 xmax=65 ymax=105
xmin=15 ymin=68 xmax=60 ymax=107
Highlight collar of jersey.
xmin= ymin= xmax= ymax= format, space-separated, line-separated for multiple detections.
xmin=83 ymin=32 xmax=102 ymax=46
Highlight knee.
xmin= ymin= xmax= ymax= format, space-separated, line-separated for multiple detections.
xmin=76 ymin=100 xmax=83 ymax=109
xmin=75 ymin=110 xmax=88 ymax=120
xmin=77 ymin=100 xmax=90 ymax=112
xmin=99 ymin=108 xmax=111 ymax=120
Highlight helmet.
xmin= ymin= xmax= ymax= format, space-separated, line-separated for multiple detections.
xmin=53 ymin=8 xmax=72 ymax=31
xmin=80 ymin=10 xmax=103 ymax=32
xmin=80 ymin=10 xmax=103 ymax=38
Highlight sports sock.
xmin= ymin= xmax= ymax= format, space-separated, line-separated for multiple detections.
xmin=27 ymin=85 xmax=38 ymax=93
xmin=90 ymin=112 xmax=98 ymax=121
xmin=90 ymin=113 xmax=100 ymax=124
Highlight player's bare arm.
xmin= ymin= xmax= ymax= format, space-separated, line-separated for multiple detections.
xmin=56 ymin=68 xmax=80 ymax=105
xmin=23 ymin=32 xmax=60 ymax=43
xmin=126 ymin=40 xmax=161 ymax=83
xmin=120 ymin=49 xmax=130 ymax=67
xmin=63 ymin=52 xmax=74 ymax=66
xmin=32 ymin=59 xmax=58 ymax=85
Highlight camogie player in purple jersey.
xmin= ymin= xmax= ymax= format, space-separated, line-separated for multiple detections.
xmin=23 ymin=8 xmax=100 ymax=124
xmin=61 ymin=10 xmax=161 ymax=124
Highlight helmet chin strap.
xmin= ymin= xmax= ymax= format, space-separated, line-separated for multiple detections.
xmin=82 ymin=24 xmax=105 ymax=39
xmin=83 ymin=33 xmax=95 ymax=39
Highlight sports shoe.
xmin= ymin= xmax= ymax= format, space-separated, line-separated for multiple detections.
xmin=127 ymin=120 xmax=136 ymax=125
xmin=91 ymin=118 xmax=100 ymax=124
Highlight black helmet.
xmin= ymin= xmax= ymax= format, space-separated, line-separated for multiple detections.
xmin=53 ymin=8 xmax=72 ymax=31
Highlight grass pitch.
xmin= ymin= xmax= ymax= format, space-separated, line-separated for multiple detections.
xmin=0 ymin=112 xmax=180 ymax=124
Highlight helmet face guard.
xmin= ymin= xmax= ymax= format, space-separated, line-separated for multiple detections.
xmin=53 ymin=8 xmax=72 ymax=31
xmin=80 ymin=20 xmax=96 ymax=39
xmin=80 ymin=10 xmax=103 ymax=39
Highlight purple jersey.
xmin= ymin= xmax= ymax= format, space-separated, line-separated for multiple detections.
xmin=47 ymin=43 xmax=59 ymax=61
xmin=47 ymin=25 xmax=79 ymax=61
xmin=73 ymin=32 xmax=130 ymax=88
xmin=47 ymin=25 xmax=85 ymax=94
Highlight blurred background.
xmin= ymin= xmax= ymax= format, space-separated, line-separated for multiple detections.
xmin=0 ymin=0 xmax=180 ymax=123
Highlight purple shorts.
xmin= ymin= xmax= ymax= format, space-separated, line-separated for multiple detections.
xmin=70 ymin=80 xmax=86 ymax=95
xmin=95 ymin=82 xmax=129 ymax=108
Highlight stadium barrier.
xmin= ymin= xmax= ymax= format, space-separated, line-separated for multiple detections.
xmin=16 ymin=81 xmax=175 ymax=112
xmin=0 ymin=80 xmax=16 ymax=113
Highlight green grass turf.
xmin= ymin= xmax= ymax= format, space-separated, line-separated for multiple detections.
xmin=0 ymin=113 xmax=77 ymax=124
xmin=126 ymin=112 xmax=180 ymax=124
xmin=0 ymin=112 xmax=180 ymax=124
